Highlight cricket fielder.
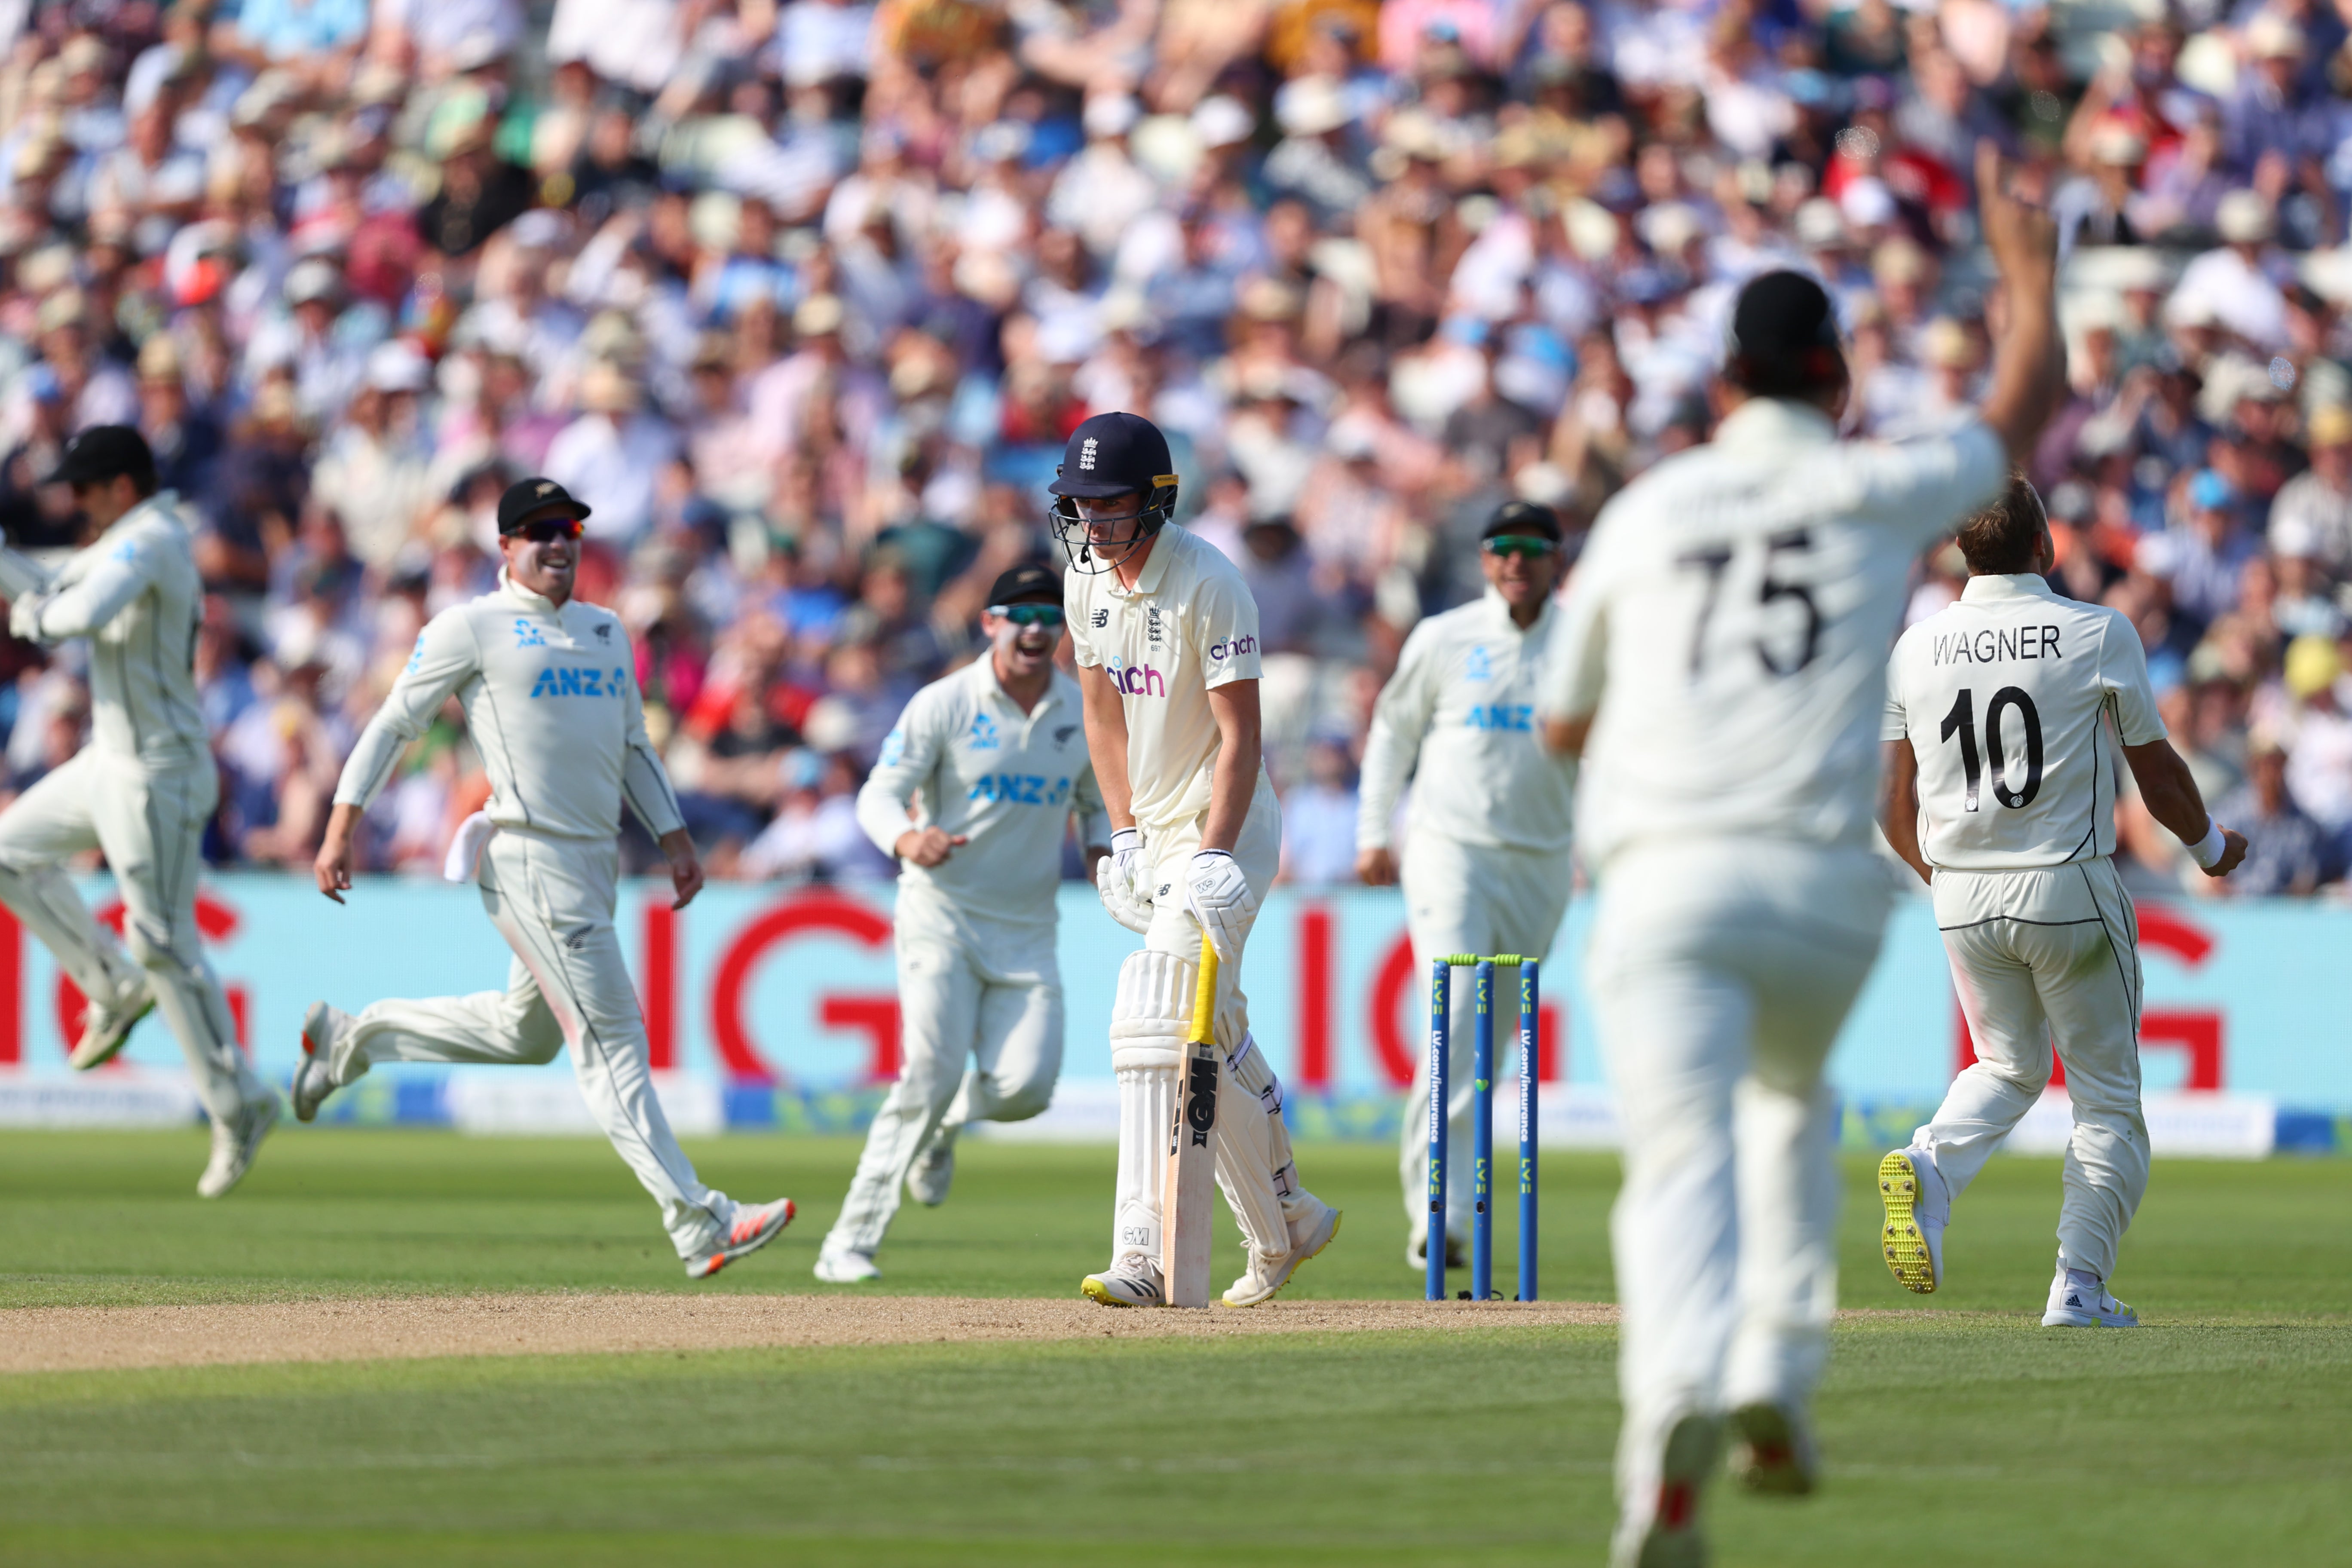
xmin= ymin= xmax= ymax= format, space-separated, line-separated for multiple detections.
xmin=812 ymin=563 xmax=1113 ymax=1283
xmin=1053 ymin=410 xmax=1342 ymax=1309
xmin=0 ymin=426 xmax=278 ymax=1195
xmin=1539 ymin=148 xmax=2067 ymax=1567
xmin=1879 ymin=474 xmax=2245 ymax=1328
xmin=1358 ymin=499 xmax=1577 ymax=1272
xmin=296 ymin=477 xmax=795 ymax=1280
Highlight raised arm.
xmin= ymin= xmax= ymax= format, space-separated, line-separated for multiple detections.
xmin=1973 ymin=140 xmax=2069 ymax=467
xmin=20 ymin=530 xmax=162 ymax=641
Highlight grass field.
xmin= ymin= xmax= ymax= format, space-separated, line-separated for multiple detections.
xmin=2 ymin=1131 xmax=2346 ymax=1565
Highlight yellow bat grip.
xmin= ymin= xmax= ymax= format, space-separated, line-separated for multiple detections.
xmin=1188 ymin=930 xmax=1219 ymax=1046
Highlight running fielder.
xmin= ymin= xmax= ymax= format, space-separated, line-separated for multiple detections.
xmin=1879 ymin=474 xmax=2244 ymax=1328
xmin=297 ymin=477 xmax=795 ymax=1280
xmin=0 ymin=426 xmax=278 ymax=1195
xmin=1358 ymin=499 xmax=1576 ymax=1273
xmin=813 ymin=563 xmax=1112 ymax=1283
xmin=1539 ymin=147 xmax=2066 ymax=1567
xmin=1054 ymin=410 xmax=1342 ymax=1308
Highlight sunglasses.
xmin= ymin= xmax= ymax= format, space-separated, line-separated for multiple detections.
xmin=514 ymin=517 xmax=585 ymax=543
xmin=1482 ymin=534 xmax=1559 ymax=559
xmin=990 ymin=603 xmax=1066 ymax=628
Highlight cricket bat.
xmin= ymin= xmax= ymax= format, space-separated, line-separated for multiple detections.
xmin=1161 ymin=930 xmax=1221 ymax=1308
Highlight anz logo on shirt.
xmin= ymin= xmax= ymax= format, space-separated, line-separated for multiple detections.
xmin=1464 ymin=646 xmax=1492 ymax=681
xmin=968 ymin=712 xmax=1001 ymax=750
xmin=514 ymin=619 xmax=548 ymax=648
xmin=529 ymin=664 xmax=630 ymax=699
xmin=967 ymin=774 xmax=1073 ymax=807
xmin=1465 ymin=703 xmax=1535 ymax=732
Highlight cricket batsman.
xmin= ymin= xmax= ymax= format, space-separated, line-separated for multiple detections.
xmin=0 ymin=426 xmax=279 ymax=1195
xmin=1357 ymin=499 xmax=1577 ymax=1274
xmin=813 ymin=563 xmax=1113 ymax=1283
xmin=1053 ymin=410 xmax=1342 ymax=1308
xmin=1879 ymin=473 xmax=2245 ymax=1328
xmin=1539 ymin=146 xmax=2067 ymax=1565
xmin=297 ymin=477 xmax=796 ymax=1280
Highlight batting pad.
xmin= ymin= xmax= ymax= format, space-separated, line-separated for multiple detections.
xmin=1113 ymin=1065 xmax=1176 ymax=1262
xmin=1214 ymin=1032 xmax=1298 ymax=1262
xmin=1109 ymin=948 xmax=1193 ymax=1072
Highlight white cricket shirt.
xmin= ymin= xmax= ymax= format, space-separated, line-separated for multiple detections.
xmin=855 ymin=654 xmax=1112 ymax=941
xmin=28 ymin=492 xmax=209 ymax=771
xmin=335 ymin=572 xmax=687 ymax=842
xmin=1540 ymin=399 xmax=2007 ymax=868
xmin=1065 ymin=524 xmax=1270 ymax=833
xmin=1359 ymin=587 xmax=1577 ymax=854
xmin=1883 ymin=573 xmax=2165 ymax=870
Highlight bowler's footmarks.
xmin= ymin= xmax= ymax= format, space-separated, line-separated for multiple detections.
xmin=1877 ymin=1150 xmax=1938 ymax=1294
xmin=684 ymin=1198 xmax=796 ymax=1280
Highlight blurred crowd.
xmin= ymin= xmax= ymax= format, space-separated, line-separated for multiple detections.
xmin=4 ymin=0 xmax=2352 ymax=897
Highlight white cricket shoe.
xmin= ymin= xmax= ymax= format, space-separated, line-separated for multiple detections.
xmin=683 ymin=1198 xmax=796 ymax=1280
xmin=1877 ymin=1148 xmax=1947 ymax=1294
xmin=196 ymin=1094 xmax=279 ymax=1198
xmin=291 ymin=1001 xmax=354 ymax=1122
xmin=68 ymin=976 xmax=155 ymax=1071
xmin=813 ymin=1245 xmax=881 ymax=1284
xmin=2042 ymin=1270 xmax=2138 ymax=1328
xmin=1727 ymin=1399 xmax=1819 ymax=1496
xmin=1610 ymin=1411 xmax=1723 ymax=1568
xmin=1080 ymin=1254 xmax=1164 ymax=1308
xmin=1221 ymin=1202 xmax=1343 ymax=1308
xmin=906 ymin=1133 xmax=955 ymax=1207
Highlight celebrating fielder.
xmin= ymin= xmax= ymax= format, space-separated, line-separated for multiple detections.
xmin=1878 ymin=474 xmax=2245 ymax=1327
xmin=813 ymin=564 xmax=1112 ymax=1284
xmin=1053 ymin=410 xmax=1341 ymax=1309
xmin=299 ymin=477 xmax=795 ymax=1280
xmin=0 ymin=426 xmax=279 ymax=1196
xmin=1357 ymin=499 xmax=1577 ymax=1274
xmin=1540 ymin=147 xmax=2066 ymax=1567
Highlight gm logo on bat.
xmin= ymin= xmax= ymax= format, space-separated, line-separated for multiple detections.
xmin=1182 ymin=1052 xmax=1219 ymax=1146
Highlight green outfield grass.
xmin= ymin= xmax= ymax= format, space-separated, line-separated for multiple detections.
xmin=1 ymin=1132 xmax=2346 ymax=1566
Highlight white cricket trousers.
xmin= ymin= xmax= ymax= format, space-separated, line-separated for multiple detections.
xmin=1587 ymin=838 xmax=1888 ymax=1522
xmin=1914 ymin=857 xmax=2147 ymax=1282
xmin=328 ymin=828 xmax=738 ymax=1259
xmin=825 ymin=927 xmax=1062 ymax=1256
xmin=0 ymin=749 xmax=266 ymax=1123
xmin=1395 ymin=833 xmax=1572 ymax=1245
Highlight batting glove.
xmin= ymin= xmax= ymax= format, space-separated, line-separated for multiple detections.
xmin=1095 ymin=848 xmax=1153 ymax=934
xmin=1185 ymin=849 xmax=1257 ymax=961
xmin=8 ymin=592 xmax=47 ymax=643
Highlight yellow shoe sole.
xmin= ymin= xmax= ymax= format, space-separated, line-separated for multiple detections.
xmin=1878 ymin=1151 xmax=1935 ymax=1294
xmin=1080 ymin=1276 xmax=1139 ymax=1308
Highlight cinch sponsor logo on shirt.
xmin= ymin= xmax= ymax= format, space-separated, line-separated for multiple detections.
xmin=967 ymin=774 xmax=1073 ymax=806
xmin=1932 ymin=625 xmax=2063 ymax=666
xmin=1207 ymin=634 xmax=1256 ymax=661
xmin=1465 ymin=703 xmax=1535 ymax=731
xmin=528 ymin=665 xmax=630 ymax=698
xmin=1109 ymin=660 xmax=1166 ymax=697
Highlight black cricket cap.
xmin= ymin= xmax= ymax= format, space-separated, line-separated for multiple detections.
xmin=497 ymin=476 xmax=594 ymax=534
xmin=1047 ymin=410 xmax=1176 ymax=500
xmin=1725 ymin=270 xmax=1846 ymax=398
xmin=43 ymin=425 xmax=156 ymax=490
xmin=1483 ymin=499 xmax=1562 ymax=542
xmin=986 ymin=562 xmax=1061 ymax=607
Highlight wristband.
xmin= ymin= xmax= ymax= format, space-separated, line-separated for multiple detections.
xmin=2187 ymin=821 xmax=2226 ymax=869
